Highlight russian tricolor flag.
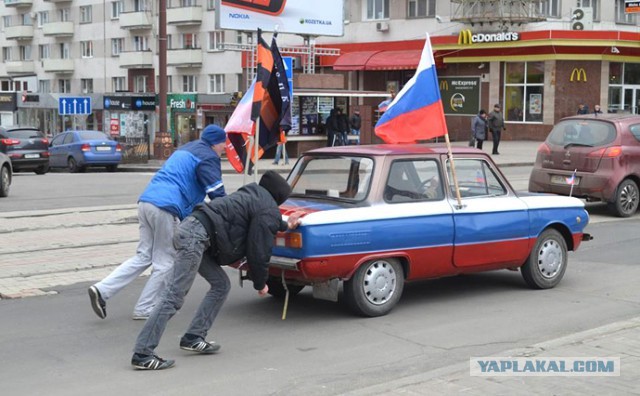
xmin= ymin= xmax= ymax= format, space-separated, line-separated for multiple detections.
xmin=375 ymin=34 xmax=448 ymax=144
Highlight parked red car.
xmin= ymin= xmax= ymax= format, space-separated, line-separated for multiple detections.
xmin=529 ymin=114 xmax=640 ymax=217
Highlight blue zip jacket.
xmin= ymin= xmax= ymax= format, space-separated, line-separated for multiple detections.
xmin=139 ymin=139 xmax=225 ymax=220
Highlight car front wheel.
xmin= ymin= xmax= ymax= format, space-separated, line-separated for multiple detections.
xmin=344 ymin=258 xmax=404 ymax=317
xmin=608 ymin=179 xmax=639 ymax=218
xmin=521 ymin=229 xmax=567 ymax=289
xmin=0 ymin=165 xmax=10 ymax=197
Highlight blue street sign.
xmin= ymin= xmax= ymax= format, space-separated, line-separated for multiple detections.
xmin=59 ymin=96 xmax=92 ymax=115
xmin=283 ymin=57 xmax=294 ymax=99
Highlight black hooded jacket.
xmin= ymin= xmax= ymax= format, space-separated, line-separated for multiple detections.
xmin=191 ymin=183 xmax=287 ymax=290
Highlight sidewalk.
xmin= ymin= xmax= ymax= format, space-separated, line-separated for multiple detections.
xmin=118 ymin=140 xmax=543 ymax=174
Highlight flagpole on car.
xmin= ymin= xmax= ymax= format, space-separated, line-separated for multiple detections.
xmin=444 ymin=133 xmax=463 ymax=208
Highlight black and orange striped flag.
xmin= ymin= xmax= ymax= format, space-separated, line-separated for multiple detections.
xmin=251 ymin=29 xmax=275 ymax=122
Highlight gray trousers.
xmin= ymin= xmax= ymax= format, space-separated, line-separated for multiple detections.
xmin=134 ymin=217 xmax=231 ymax=356
xmin=95 ymin=201 xmax=179 ymax=316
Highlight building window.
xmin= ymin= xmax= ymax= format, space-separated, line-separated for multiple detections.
xmin=133 ymin=36 xmax=149 ymax=51
xmin=60 ymin=42 xmax=71 ymax=59
xmin=111 ymin=1 xmax=124 ymax=19
xmin=408 ymin=0 xmax=435 ymax=18
xmin=2 ymin=16 xmax=11 ymax=29
xmin=58 ymin=79 xmax=71 ymax=93
xmin=181 ymin=33 xmax=199 ymax=49
xmin=81 ymin=41 xmax=94 ymax=58
xmin=112 ymin=76 xmax=126 ymax=91
xmin=38 ymin=11 xmax=49 ymax=27
xmin=39 ymin=44 xmax=50 ymax=60
xmin=3 ymin=47 xmax=12 ymax=62
xmin=208 ymin=31 xmax=224 ymax=51
xmin=19 ymin=45 xmax=32 ymax=61
xmin=134 ymin=0 xmax=148 ymax=12
xmin=183 ymin=75 xmax=197 ymax=92
xmin=538 ymin=0 xmax=560 ymax=18
xmin=366 ymin=0 xmax=389 ymax=20
xmin=207 ymin=0 xmax=216 ymax=10
xmin=167 ymin=75 xmax=173 ymax=92
xmin=80 ymin=6 xmax=92 ymax=23
xmin=181 ymin=0 xmax=196 ymax=6
xmin=39 ymin=80 xmax=51 ymax=93
xmin=134 ymin=75 xmax=148 ymax=93
xmin=81 ymin=79 xmax=94 ymax=94
xmin=208 ymin=74 xmax=225 ymax=93
xmin=578 ymin=0 xmax=599 ymax=21
xmin=59 ymin=8 xmax=71 ymax=22
xmin=504 ymin=62 xmax=544 ymax=123
xmin=615 ymin=0 xmax=636 ymax=24
xmin=111 ymin=38 xmax=124 ymax=56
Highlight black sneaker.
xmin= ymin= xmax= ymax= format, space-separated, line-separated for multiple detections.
xmin=179 ymin=337 xmax=221 ymax=354
xmin=88 ymin=285 xmax=106 ymax=319
xmin=131 ymin=353 xmax=175 ymax=370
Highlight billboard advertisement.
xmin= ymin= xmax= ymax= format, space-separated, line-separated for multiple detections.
xmin=216 ymin=0 xmax=344 ymax=37
xmin=438 ymin=77 xmax=481 ymax=116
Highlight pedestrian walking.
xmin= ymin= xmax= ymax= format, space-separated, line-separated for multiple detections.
xmin=325 ymin=109 xmax=338 ymax=147
xmin=88 ymin=124 xmax=227 ymax=320
xmin=273 ymin=129 xmax=289 ymax=165
xmin=471 ymin=110 xmax=488 ymax=150
xmin=337 ymin=108 xmax=350 ymax=146
xmin=577 ymin=102 xmax=590 ymax=114
xmin=130 ymin=171 xmax=302 ymax=370
xmin=487 ymin=104 xmax=506 ymax=155
xmin=349 ymin=110 xmax=361 ymax=145
xmin=593 ymin=104 xmax=603 ymax=114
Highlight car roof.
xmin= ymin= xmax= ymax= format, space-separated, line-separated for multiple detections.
xmin=0 ymin=126 xmax=40 ymax=131
xmin=305 ymin=143 xmax=482 ymax=156
xmin=561 ymin=114 xmax=640 ymax=122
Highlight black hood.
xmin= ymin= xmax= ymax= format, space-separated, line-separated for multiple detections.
xmin=259 ymin=170 xmax=291 ymax=205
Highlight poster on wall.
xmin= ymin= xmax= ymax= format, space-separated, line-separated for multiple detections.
xmin=529 ymin=93 xmax=542 ymax=115
xmin=216 ymin=0 xmax=344 ymax=36
xmin=438 ymin=77 xmax=481 ymax=116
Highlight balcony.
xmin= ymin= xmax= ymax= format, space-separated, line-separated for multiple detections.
xmin=42 ymin=21 xmax=74 ymax=37
xmin=4 ymin=0 xmax=33 ymax=7
xmin=6 ymin=60 xmax=35 ymax=75
xmin=43 ymin=0 xmax=72 ymax=2
xmin=119 ymin=50 xmax=154 ymax=69
xmin=42 ymin=58 xmax=75 ymax=73
xmin=4 ymin=25 xmax=34 ymax=40
xmin=119 ymin=11 xmax=152 ymax=30
xmin=167 ymin=6 xmax=203 ymax=26
xmin=167 ymin=48 xmax=202 ymax=67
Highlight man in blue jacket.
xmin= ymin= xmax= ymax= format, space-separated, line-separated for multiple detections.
xmin=88 ymin=125 xmax=227 ymax=320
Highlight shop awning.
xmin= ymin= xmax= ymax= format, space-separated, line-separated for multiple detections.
xmin=332 ymin=49 xmax=422 ymax=71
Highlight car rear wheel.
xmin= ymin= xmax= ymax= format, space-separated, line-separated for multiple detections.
xmin=344 ymin=258 xmax=404 ymax=317
xmin=608 ymin=179 xmax=639 ymax=218
xmin=34 ymin=165 xmax=49 ymax=175
xmin=266 ymin=276 xmax=305 ymax=298
xmin=106 ymin=165 xmax=118 ymax=172
xmin=0 ymin=165 xmax=10 ymax=197
xmin=521 ymin=229 xmax=567 ymax=289
xmin=68 ymin=157 xmax=84 ymax=173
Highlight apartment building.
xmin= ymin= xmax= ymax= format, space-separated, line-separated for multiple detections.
xmin=2 ymin=0 xmax=640 ymax=154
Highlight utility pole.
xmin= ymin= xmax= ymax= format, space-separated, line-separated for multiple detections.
xmin=157 ymin=0 xmax=170 ymax=159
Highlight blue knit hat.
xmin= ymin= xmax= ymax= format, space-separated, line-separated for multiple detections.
xmin=201 ymin=125 xmax=226 ymax=146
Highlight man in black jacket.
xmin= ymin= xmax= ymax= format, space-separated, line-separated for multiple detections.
xmin=131 ymin=171 xmax=301 ymax=370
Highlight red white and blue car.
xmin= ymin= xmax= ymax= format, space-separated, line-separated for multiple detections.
xmin=268 ymin=144 xmax=592 ymax=317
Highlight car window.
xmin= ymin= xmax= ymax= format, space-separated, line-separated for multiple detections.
xmin=629 ymin=124 xmax=640 ymax=142
xmin=78 ymin=131 xmax=108 ymax=140
xmin=289 ymin=156 xmax=374 ymax=201
xmin=62 ymin=133 xmax=75 ymax=145
xmin=51 ymin=134 xmax=66 ymax=146
xmin=6 ymin=129 xmax=43 ymax=139
xmin=384 ymin=159 xmax=443 ymax=203
xmin=446 ymin=159 xmax=506 ymax=198
xmin=547 ymin=120 xmax=616 ymax=147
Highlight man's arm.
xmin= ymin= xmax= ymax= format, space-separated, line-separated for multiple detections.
xmin=197 ymin=157 xmax=226 ymax=200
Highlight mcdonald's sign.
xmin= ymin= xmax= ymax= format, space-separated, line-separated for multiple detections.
xmin=570 ymin=68 xmax=587 ymax=82
xmin=458 ymin=29 xmax=473 ymax=45
xmin=439 ymin=80 xmax=449 ymax=91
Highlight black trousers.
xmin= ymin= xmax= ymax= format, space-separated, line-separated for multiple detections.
xmin=491 ymin=129 xmax=501 ymax=153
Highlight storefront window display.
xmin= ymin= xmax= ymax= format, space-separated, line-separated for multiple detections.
xmin=504 ymin=61 xmax=544 ymax=123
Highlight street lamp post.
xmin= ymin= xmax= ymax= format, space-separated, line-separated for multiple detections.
xmin=156 ymin=0 xmax=170 ymax=159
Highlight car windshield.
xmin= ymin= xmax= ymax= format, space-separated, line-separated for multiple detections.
xmin=7 ymin=129 xmax=43 ymax=139
xmin=78 ymin=131 xmax=109 ymax=140
xmin=289 ymin=155 xmax=374 ymax=201
xmin=547 ymin=120 xmax=616 ymax=148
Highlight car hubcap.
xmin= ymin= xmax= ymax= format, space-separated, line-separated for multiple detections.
xmin=362 ymin=260 xmax=396 ymax=305
xmin=619 ymin=183 xmax=639 ymax=214
xmin=538 ymin=239 xmax=563 ymax=279
xmin=1 ymin=168 xmax=8 ymax=188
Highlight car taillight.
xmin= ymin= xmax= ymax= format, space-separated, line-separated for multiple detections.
xmin=41 ymin=138 xmax=49 ymax=145
xmin=81 ymin=144 xmax=91 ymax=152
xmin=116 ymin=144 xmax=122 ymax=152
xmin=1 ymin=138 xmax=20 ymax=146
xmin=537 ymin=142 xmax=551 ymax=155
xmin=42 ymin=151 xmax=50 ymax=157
xmin=588 ymin=146 xmax=622 ymax=158
xmin=275 ymin=232 xmax=303 ymax=249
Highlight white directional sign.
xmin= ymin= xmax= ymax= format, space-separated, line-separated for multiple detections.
xmin=59 ymin=97 xmax=92 ymax=115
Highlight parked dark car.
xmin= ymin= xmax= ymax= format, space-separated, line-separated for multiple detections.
xmin=48 ymin=130 xmax=122 ymax=173
xmin=0 ymin=126 xmax=50 ymax=174
xmin=529 ymin=114 xmax=640 ymax=217
xmin=0 ymin=152 xmax=12 ymax=197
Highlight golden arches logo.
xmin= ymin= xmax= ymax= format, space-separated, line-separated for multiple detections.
xmin=439 ymin=80 xmax=449 ymax=91
xmin=458 ymin=29 xmax=473 ymax=45
xmin=570 ymin=68 xmax=587 ymax=82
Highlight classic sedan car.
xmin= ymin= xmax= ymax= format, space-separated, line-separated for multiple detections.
xmin=266 ymin=144 xmax=592 ymax=317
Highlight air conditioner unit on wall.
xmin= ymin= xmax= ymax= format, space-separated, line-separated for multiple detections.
xmin=571 ymin=7 xmax=593 ymax=30
xmin=376 ymin=22 xmax=389 ymax=32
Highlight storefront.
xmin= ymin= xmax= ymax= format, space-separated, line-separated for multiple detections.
xmin=0 ymin=92 xmax=17 ymax=126
xmin=197 ymin=94 xmax=235 ymax=132
xmin=103 ymin=93 xmax=156 ymax=160
xmin=167 ymin=93 xmax=197 ymax=147
xmin=17 ymin=93 xmax=103 ymax=136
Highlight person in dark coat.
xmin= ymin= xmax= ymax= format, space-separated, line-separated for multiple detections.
xmin=471 ymin=110 xmax=488 ymax=150
xmin=487 ymin=104 xmax=506 ymax=155
xmin=337 ymin=108 xmax=350 ymax=146
xmin=325 ymin=109 xmax=338 ymax=147
xmin=349 ymin=110 xmax=361 ymax=145
xmin=131 ymin=171 xmax=303 ymax=370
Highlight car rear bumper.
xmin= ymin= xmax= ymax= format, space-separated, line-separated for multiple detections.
xmin=10 ymin=158 xmax=49 ymax=171
xmin=529 ymin=168 xmax=618 ymax=202
xmin=81 ymin=153 xmax=122 ymax=165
